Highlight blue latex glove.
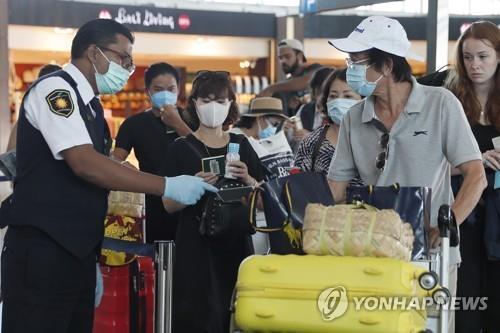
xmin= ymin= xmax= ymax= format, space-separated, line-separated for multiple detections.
xmin=164 ymin=175 xmax=218 ymax=205
xmin=95 ymin=263 xmax=103 ymax=308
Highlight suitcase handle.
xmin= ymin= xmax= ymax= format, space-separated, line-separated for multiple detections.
xmin=359 ymin=316 xmax=380 ymax=325
xmin=259 ymin=265 xmax=278 ymax=273
xmin=363 ymin=267 xmax=383 ymax=276
xmin=255 ymin=311 xmax=275 ymax=319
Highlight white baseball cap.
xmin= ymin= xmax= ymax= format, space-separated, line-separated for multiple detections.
xmin=328 ymin=16 xmax=423 ymax=60
xmin=278 ymin=38 xmax=307 ymax=62
xmin=278 ymin=38 xmax=304 ymax=53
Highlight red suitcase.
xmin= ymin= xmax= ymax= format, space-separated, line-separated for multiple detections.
xmin=93 ymin=256 xmax=155 ymax=333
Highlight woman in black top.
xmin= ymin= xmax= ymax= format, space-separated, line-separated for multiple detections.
xmin=162 ymin=71 xmax=263 ymax=333
xmin=445 ymin=21 xmax=499 ymax=333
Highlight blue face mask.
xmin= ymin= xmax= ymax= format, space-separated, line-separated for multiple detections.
xmin=346 ymin=64 xmax=383 ymax=97
xmin=258 ymin=118 xmax=277 ymax=139
xmin=150 ymin=90 xmax=177 ymax=108
xmin=93 ymin=48 xmax=132 ymax=95
xmin=327 ymin=98 xmax=358 ymax=125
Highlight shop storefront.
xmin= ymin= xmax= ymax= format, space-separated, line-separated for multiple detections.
xmin=8 ymin=1 xmax=500 ymax=136
xmin=7 ymin=0 xmax=276 ymax=136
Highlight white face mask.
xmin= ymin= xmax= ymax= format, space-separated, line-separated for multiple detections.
xmin=195 ymin=100 xmax=231 ymax=128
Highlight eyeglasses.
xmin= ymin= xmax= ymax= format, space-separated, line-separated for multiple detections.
xmin=375 ymin=132 xmax=390 ymax=171
xmin=345 ymin=57 xmax=370 ymax=69
xmin=98 ymin=46 xmax=135 ymax=73
xmin=193 ymin=70 xmax=231 ymax=85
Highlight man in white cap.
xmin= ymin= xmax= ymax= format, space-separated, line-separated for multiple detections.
xmin=327 ymin=16 xmax=486 ymax=332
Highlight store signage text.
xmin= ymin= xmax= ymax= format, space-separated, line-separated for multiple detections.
xmin=99 ymin=7 xmax=177 ymax=30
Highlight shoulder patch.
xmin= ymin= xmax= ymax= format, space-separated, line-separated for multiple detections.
xmin=45 ymin=89 xmax=74 ymax=118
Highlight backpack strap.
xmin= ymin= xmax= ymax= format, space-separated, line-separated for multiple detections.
xmin=311 ymin=124 xmax=329 ymax=172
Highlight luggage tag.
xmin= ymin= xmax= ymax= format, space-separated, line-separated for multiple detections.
xmin=492 ymin=137 xmax=500 ymax=190
xmin=495 ymin=172 xmax=500 ymax=190
xmin=0 ymin=149 xmax=17 ymax=181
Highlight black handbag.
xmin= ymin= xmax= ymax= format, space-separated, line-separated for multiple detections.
xmin=183 ymin=136 xmax=256 ymax=240
xmin=251 ymin=171 xmax=334 ymax=254
xmin=346 ymin=184 xmax=431 ymax=259
xmin=198 ymin=177 xmax=256 ymax=240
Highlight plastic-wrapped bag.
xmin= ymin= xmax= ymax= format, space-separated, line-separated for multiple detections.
xmin=303 ymin=203 xmax=414 ymax=261
xmin=346 ymin=185 xmax=431 ymax=260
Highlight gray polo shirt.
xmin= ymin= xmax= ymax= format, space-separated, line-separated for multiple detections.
xmin=328 ymin=77 xmax=481 ymax=264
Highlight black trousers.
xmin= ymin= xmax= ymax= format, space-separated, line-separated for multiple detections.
xmin=486 ymin=260 xmax=500 ymax=333
xmin=456 ymin=220 xmax=487 ymax=333
xmin=1 ymin=226 xmax=96 ymax=333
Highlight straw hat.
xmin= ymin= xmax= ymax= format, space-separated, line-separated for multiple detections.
xmin=243 ymin=97 xmax=289 ymax=119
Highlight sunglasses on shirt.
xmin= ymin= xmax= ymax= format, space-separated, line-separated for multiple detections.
xmin=376 ymin=132 xmax=390 ymax=171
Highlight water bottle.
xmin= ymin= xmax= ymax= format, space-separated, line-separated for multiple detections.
xmin=293 ymin=116 xmax=303 ymax=130
xmin=225 ymin=143 xmax=240 ymax=179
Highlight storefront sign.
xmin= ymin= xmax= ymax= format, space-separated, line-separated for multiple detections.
xmin=98 ymin=7 xmax=176 ymax=30
xmin=8 ymin=0 xmax=275 ymax=37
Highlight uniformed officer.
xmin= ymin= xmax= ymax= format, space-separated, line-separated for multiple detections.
xmin=0 ymin=19 xmax=216 ymax=333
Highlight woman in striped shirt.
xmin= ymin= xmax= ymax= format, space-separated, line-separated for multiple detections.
xmin=293 ymin=68 xmax=362 ymax=181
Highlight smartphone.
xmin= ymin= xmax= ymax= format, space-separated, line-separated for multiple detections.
xmin=216 ymin=186 xmax=253 ymax=203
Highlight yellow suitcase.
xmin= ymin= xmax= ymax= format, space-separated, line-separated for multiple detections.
xmin=236 ymin=298 xmax=426 ymax=333
xmin=234 ymin=255 xmax=434 ymax=333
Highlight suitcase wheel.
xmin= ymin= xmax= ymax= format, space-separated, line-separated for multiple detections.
xmin=432 ymin=287 xmax=451 ymax=306
xmin=418 ymin=271 xmax=438 ymax=290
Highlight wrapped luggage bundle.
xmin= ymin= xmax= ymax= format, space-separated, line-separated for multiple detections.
xmin=303 ymin=203 xmax=414 ymax=261
xmin=107 ymin=191 xmax=145 ymax=218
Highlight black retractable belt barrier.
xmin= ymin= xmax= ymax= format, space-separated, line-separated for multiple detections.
xmin=102 ymin=237 xmax=155 ymax=258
